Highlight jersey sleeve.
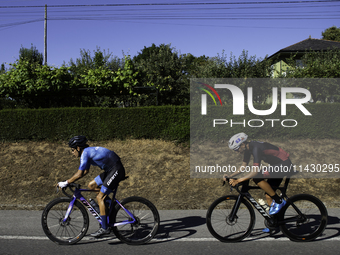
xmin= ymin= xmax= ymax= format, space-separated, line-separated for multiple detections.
xmin=79 ymin=149 xmax=91 ymax=171
xmin=252 ymin=146 xmax=262 ymax=167
xmin=243 ymin=150 xmax=251 ymax=164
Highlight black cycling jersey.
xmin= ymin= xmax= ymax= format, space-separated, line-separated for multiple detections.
xmin=243 ymin=141 xmax=290 ymax=167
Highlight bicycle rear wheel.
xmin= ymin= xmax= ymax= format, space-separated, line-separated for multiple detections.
xmin=206 ymin=195 xmax=255 ymax=242
xmin=41 ymin=197 xmax=89 ymax=245
xmin=111 ymin=196 xmax=160 ymax=245
xmin=279 ymin=194 xmax=328 ymax=242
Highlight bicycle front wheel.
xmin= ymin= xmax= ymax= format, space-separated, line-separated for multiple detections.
xmin=41 ymin=197 xmax=89 ymax=245
xmin=206 ymin=195 xmax=255 ymax=242
xmin=112 ymin=196 xmax=160 ymax=245
xmin=279 ymin=194 xmax=328 ymax=242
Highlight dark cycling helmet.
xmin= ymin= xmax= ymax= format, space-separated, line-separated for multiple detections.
xmin=68 ymin=135 xmax=88 ymax=149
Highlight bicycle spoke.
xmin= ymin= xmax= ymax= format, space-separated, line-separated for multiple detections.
xmin=207 ymin=196 xmax=255 ymax=242
xmin=280 ymin=194 xmax=327 ymax=241
xmin=42 ymin=198 xmax=89 ymax=244
xmin=112 ymin=197 xmax=159 ymax=245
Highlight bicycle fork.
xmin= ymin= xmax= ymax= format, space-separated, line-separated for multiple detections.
xmin=62 ymin=196 xmax=77 ymax=224
xmin=229 ymin=194 xmax=275 ymax=226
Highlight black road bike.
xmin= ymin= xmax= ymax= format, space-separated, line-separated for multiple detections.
xmin=206 ymin=178 xmax=328 ymax=242
xmin=42 ymin=177 xmax=160 ymax=245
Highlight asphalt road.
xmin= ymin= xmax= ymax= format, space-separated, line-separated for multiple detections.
xmin=1 ymin=208 xmax=340 ymax=255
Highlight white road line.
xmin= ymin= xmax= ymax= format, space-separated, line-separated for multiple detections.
xmin=0 ymin=235 xmax=340 ymax=242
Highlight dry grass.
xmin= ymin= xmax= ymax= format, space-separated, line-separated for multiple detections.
xmin=0 ymin=139 xmax=339 ymax=210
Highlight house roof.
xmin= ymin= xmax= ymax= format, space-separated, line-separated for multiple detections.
xmin=268 ymin=38 xmax=340 ymax=59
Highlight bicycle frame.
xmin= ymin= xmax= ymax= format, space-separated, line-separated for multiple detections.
xmin=228 ymin=178 xmax=306 ymax=227
xmin=62 ymin=185 xmax=136 ymax=228
xmin=229 ymin=180 xmax=274 ymax=225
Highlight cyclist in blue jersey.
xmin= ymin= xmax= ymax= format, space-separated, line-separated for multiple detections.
xmin=223 ymin=133 xmax=294 ymax=232
xmin=57 ymin=136 xmax=126 ymax=237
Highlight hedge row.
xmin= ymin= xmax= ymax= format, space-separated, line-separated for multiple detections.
xmin=0 ymin=104 xmax=339 ymax=142
xmin=190 ymin=103 xmax=340 ymax=141
xmin=0 ymin=106 xmax=189 ymax=142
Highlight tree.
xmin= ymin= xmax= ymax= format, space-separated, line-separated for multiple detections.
xmin=18 ymin=44 xmax=43 ymax=65
xmin=133 ymin=44 xmax=188 ymax=105
xmin=0 ymin=63 xmax=5 ymax=74
xmin=67 ymin=47 xmax=124 ymax=75
xmin=281 ymin=48 xmax=340 ymax=102
xmin=322 ymin=26 xmax=340 ymax=41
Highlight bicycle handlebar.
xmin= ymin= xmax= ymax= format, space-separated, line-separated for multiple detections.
xmin=223 ymin=178 xmax=242 ymax=193
xmin=56 ymin=183 xmax=81 ymax=198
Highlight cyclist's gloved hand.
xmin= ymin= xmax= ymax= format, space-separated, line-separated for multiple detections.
xmin=58 ymin=180 xmax=69 ymax=188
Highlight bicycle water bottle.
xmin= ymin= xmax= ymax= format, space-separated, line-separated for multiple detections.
xmin=89 ymin=198 xmax=100 ymax=213
xmin=258 ymin=199 xmax=270 ymax=211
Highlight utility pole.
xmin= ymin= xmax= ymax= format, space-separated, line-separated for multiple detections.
xmin=44 ymin=4 xmax=47 ymax=65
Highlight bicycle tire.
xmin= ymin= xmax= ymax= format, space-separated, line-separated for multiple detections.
xmin=111 ymin=196 xmax=160 ymax=245
xmin=41 ymin=197 xmax=89 ymax=245
xmin=206 ymin=195 xmax=255 ymax=242
xmin=279 ymin=194 xmax=328 ymax=242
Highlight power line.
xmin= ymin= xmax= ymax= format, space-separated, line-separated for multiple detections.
xmin=0 ymin=0 xmax=340 ymax=8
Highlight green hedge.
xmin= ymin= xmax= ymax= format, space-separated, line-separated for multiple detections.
xmin=190 ymin=103 xmax=340 ymax=141
xmin=0 ymin=104 xmax=339 ymax=142
xmin=0 ymin=106 xmax=189 ymax=142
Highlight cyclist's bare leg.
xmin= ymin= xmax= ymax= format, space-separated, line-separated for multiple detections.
xmin=257 ymin=180 xmax=276 ymax=197
xmin=265 ymin=193 xmax=273 ymax=206
xmin=96 ymin=191 xmax=107 ymax=215
xmin=88 ymin=179 xmax=101 ymax=192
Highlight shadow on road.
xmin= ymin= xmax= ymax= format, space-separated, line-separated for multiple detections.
xmin=154 ymin=216 xmax=206 ymax=243
xmin=247 ymin=215 xmax=340 ymax=242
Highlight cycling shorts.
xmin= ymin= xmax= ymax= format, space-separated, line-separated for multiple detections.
xmin=94 ymin=160 xmax=126 ymax=194
xmin=253 ymin=158 xmax=294 ymax=185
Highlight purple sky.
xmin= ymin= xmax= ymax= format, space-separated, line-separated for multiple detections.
xmin=1 ymin=0 xmax=339 ymax=67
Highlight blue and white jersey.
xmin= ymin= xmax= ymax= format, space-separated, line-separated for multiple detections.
xmin=79 ymin=147 xmax=120 ymax=172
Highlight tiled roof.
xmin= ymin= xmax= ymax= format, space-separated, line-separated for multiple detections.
xmin=268 ymin=38 xmax=340 ymax=59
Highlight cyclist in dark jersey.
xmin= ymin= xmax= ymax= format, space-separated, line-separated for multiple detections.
xmin=224 ymin=133 xmax=293 ymax=222
xmin=57 ymin=136 xmax=126 ymax=238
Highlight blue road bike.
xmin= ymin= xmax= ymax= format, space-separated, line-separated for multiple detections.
xmin=41 ymin=178 xmax=160 ymax=245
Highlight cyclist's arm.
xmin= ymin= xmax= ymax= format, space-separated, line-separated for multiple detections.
xmin=223 ymin=161 xmax=247 ymax=180
xmin=232 ymin=165 xmax=259 ymax=184
xmin=233 ymin=145 xmax=261 ymax=183
xmin=67 ymin=169 xmax=89 ymax=183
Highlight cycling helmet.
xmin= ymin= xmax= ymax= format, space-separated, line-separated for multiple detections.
xmin=68 ymin=135 xmax=88 ymax=149
xmin=228 ymin=133 xmax=248 ymax=151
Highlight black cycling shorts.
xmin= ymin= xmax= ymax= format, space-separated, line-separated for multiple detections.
xmin=253 ymin=158 xmax=294 ymax=187
xmin=94 ymin=160 xmax=126 ymax=194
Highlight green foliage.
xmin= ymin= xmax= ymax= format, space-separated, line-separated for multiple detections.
xmin=0 ymin=55 xmax=141 ymax=108
xmin=280 ymin=49 xmax=340 ymax=102
xmin=0 ymin=40 xmax=338 ymax=108
xmin=183 ymin=50 xmax=273 ymax=79
xmin=0 ymin=61 xmax=75 ymax=108
xmin=133 ymin=43 xmax=189 ymax=105
xmin=0 ymin=63 xmax=5 ymax=74
xmin=190 ymin=103 xmax=340 ymax=143
xmin=322 ymin=26 xmax=340 ymax=41
xmin=0 ymin=106 xmax=190 ymax=142
xmin=67 ymin=47 xmax=124 ymax=73
xmin=18 ymin=44 xmax=43 ymax=65
xmin=0 ymin=104 xmax=338 ymax=143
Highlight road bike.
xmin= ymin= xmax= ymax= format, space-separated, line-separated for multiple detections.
xmin=206 ymin=178 xmax=328 ymax=242
xmin=41 ymin=177 xmax=160 ymax=245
